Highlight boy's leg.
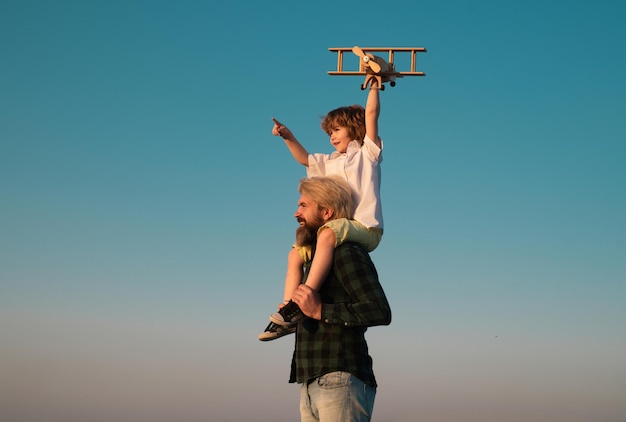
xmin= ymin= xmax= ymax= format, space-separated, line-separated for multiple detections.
xmin=301 ymin=227 xmax=336 ymax=291
xmin=260 ymin=247 xmax=305 ymax=339
xmin=270 ymin=229 xmax=336 ymax=326
xmin=284 ymin=247 xmax=305 ymax=303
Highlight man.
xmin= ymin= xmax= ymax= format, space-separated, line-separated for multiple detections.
xmin=263 ymin=176 xmax=392 ymax=422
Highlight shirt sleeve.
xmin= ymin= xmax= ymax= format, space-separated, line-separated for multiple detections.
xmin=362 ymin=134 xmax=383 ymax=162
xmin=320 ymin=243 xmax=392 ymax=327
xmin=307 ymin=152 xmax=334 ymax=178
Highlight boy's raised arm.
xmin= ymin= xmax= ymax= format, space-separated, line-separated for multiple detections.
xmin=365 ymin=80 xmax=381 ymax=149
xmin=272 ymin=118 xmax=309 ymax=166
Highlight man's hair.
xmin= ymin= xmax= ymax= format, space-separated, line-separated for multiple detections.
xmin=320 ymin=105 xmax=366 ymax=144
xmin=299 ymin=176 xmax=355 ymax=220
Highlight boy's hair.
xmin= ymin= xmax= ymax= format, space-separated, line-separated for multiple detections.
xmin=299 ymin=176 xmax=355 ymax=220
xmin=321 ymin=105 xmax=366 ymax=144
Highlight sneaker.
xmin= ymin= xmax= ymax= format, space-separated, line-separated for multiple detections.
xmin=270 ymin=300 xmax=304 ymax=326
xmin=258 ymin=322 xmax=296 ymax=341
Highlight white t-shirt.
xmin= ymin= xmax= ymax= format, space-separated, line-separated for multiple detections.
xmin=306 ymin=135 xmax=383 ymax=229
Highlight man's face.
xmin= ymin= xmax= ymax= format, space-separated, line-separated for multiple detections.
xmin=294 ymin=194 xmax=326 ymax=247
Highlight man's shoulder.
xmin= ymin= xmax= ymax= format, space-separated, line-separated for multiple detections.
xmin=335 ymin=242 xmax=368 ymax=254
xmin=331 ymin=243 xmax=379 ymax=285
xmin=334 ymin=242 xmax=372 ymax=263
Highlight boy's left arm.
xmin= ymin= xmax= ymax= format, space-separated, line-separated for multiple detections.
xmin=365 ymin=81 xmax=381 ymax=149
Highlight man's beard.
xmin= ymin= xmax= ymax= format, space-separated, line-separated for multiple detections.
xmin=295 ymin=215 xmax=325 ymax=247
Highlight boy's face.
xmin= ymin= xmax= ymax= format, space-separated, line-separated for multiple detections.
xmin=327 ymin=126 xmax=352 ymax=153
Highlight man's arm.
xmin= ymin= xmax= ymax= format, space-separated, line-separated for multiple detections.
xmin=321 ymin=243 xmax=391 ymax=327
xmin=272 ymin=118 xmax=309 ymax=166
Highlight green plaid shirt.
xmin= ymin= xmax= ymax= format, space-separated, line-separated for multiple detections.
xmin=289 ymin=242 xmax=392 ymax=387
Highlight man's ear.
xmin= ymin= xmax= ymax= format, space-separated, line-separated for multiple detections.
xmin=321 ymin=208 xmax=335 ymax=221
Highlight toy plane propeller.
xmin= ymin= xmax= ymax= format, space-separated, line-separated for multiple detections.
xmin=352 ymin=46 xmax=382 ymax=74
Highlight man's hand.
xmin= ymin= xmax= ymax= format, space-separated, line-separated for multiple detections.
xmin=292 ymin=284 xmax=322 ymax=320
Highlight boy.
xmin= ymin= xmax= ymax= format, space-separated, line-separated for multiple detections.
xmin=260 ymin=79 xmax=384 ymax=340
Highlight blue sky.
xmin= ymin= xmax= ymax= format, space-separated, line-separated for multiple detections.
xmin=1 ymin=1 xmax=625 ymax=421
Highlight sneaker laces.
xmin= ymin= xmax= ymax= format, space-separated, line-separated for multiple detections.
xmin=280 ymin=300 xmax=302 ymax=319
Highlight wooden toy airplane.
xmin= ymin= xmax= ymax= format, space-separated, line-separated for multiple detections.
xmin=328 ymin=46 xmax=427 ymax=90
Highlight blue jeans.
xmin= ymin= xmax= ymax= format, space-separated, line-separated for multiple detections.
xmin=299 ymin=371 xmax=376 ymax=422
